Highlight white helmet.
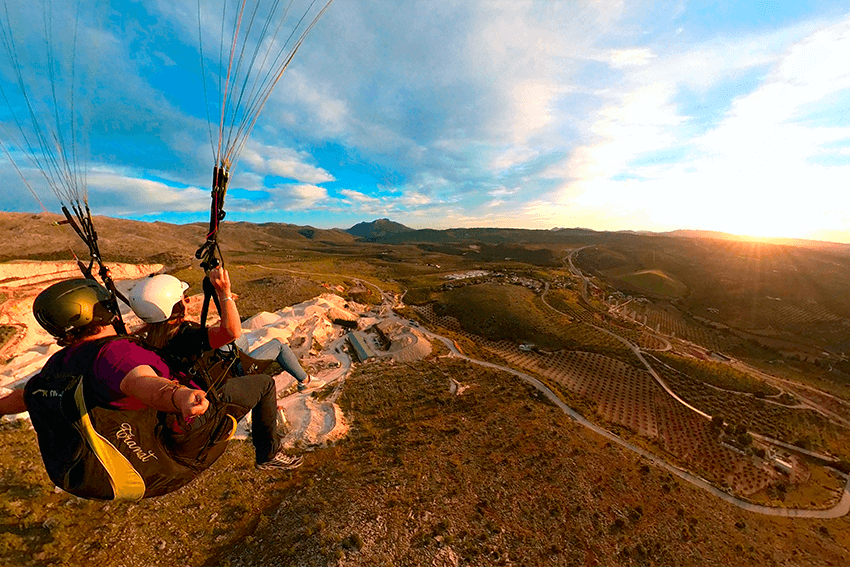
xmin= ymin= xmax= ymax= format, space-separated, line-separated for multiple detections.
xmin=128 ymin=274 xmax=189 ymax=323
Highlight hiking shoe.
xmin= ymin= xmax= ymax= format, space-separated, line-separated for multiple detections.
xmin=296 ymin=376 xmax=326 ymax=392
xmin=256 ymin=451 xmax=304 ymax=471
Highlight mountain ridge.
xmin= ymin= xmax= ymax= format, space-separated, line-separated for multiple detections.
xmin=1 ymin=212 xmax=846 ymax=261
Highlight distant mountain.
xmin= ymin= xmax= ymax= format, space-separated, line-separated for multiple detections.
xmin=346 ymin=218 xmax=414 ymax=240
xmin=345 ymin=222 xmax=850 ymax=253
xmin=662 ymin=229 xmax=850 ymax=254
xmin=345 ymin=222 xmax=608 ymax=246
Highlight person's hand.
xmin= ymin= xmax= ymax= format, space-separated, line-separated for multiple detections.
xmin=209 ymin=266 xmax=232 ymax=297
xmin=174 ymin=387 xmax=209 ymax=420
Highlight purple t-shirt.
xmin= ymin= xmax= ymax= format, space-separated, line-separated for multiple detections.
xmin=88 ymin=339 xmax=173 ymax=409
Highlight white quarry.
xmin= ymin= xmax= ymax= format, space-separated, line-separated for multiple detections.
xmin=0 ymin=261 xmax=432 ymax=450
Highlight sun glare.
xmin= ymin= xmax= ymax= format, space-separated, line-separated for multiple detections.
xmin=722 ymin=218 xmax=804 ymax=241
xmin=694 ymin=198 xmax=819 ymax=242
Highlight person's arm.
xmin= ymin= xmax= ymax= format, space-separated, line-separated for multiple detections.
xmin=0 ymin=389 xmax=26 ymax=415
xmin=120 ymin=365 xmax=209 ymax=420
xmin=206 ymin=266 xmax=242 ymax=349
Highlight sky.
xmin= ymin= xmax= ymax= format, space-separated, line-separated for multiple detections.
xmin=1 ymin=0 xmax=850 ymax=243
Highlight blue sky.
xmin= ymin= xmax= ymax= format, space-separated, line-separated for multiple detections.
xmin=1 ymin=1 xmax=850 ymax=243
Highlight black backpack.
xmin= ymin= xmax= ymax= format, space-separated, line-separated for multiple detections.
xmin=23 ymin=337 xmax=236 ymax=500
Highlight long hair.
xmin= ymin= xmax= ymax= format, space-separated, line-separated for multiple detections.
xmin=58 ymin=323 xmax=110 ymax=347
xmin=135 ymin=297 xmax=186 ymax=349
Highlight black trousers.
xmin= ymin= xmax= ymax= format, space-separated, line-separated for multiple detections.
xmin=220 ymin=373 xmax=279 ymax=463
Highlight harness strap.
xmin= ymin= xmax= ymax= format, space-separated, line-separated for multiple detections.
xmin=60 ymin=204 xmax=128 ymax=335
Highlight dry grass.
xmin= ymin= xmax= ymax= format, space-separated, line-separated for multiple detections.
xmin=214 ymin=357 xmax=850 ymax=567
xmin=0 ymin=325 xmax=16 ymax=351
xmin=2 ymin=356 xmax=850 ymax=566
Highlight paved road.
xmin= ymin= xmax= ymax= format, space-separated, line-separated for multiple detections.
xmin=566 ymin=248 xmax=591 ymax=302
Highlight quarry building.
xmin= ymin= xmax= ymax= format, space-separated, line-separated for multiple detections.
xmin=347 ymin=320 xmax=432 ymax=363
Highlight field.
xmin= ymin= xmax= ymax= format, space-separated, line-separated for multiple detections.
xmin=622 ymin=301 xmax=747 ymax=354
xmin=576 ymin=239 xmax=850 ymax=358
xmin=485 ymin=340 xmax=784 ymax=496
xmin=647 ymin=354 xmax=850 ymax=462
xmin=655 ymin=353 xmax=780 ymax=396
xmin=410 ymin=275 xmax=850 ymax=503
xmin=431 ymin=282 xmax=631 ymax=358
xmin=615 ymin=269 xmax=689 ymax=298
xmin=416 ymin=300 xmax=803 ymax=499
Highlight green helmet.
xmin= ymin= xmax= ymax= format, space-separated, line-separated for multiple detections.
xmin=33 ymin=279 xmax=116 ymax=339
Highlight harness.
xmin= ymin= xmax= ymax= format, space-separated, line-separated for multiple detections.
xmin=23 ymin=337 xmax=236 ymax=501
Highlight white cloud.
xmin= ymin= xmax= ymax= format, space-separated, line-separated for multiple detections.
xmin=725 ymin=18 xmax=850 ymax=126
xmin=543 ymin=13 xmax=850 ymax=240
xmin=86 ymin=170 xmax=209 ymax=215
xmin=490 ymin=147 xmax=542 ymax=172
xmin=406 ymin=171 xmax=451 ymax=194
xmin=609 ymin=48 xmax=657 ymax=68
xmin=275 ymin=68 xmax=352 ymax=137
xmin=268 ymin=183 xmax=329 ymax=210
xmin=506 ymin=81 xmax=570 ymax=144
xmin=516 ymin=200 xmax=567 ymax=227
xmin=7 ymin=1 xmax=850 ymax=243
xmin=464 ymin=2 xmax=618 ymax=145
xmin=230 ymin=171 xmax=265 ymax=192
xmin=401 ymin=192 xmax=432 ymax=207
xmin=240 ymin=143 xmax=334 ymax=184
xmin=546 ymin=81 xmax=684 ymax=184
xmin=488 ymin=186 xmax=519 ymax=197
xmin=339 ymin=189 xmax=380 ymax=204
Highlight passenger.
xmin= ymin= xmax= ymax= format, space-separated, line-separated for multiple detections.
xmin=130 ymin=269 xmax=322 ymax=392
xmin=0 ymin=279 xmax=208 ymax=418
xmin=126 ymin=267 xmax=302 ymax=470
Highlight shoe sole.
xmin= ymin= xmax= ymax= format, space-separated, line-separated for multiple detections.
xmin=255 ymin=456 xmax=304 ymax=471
